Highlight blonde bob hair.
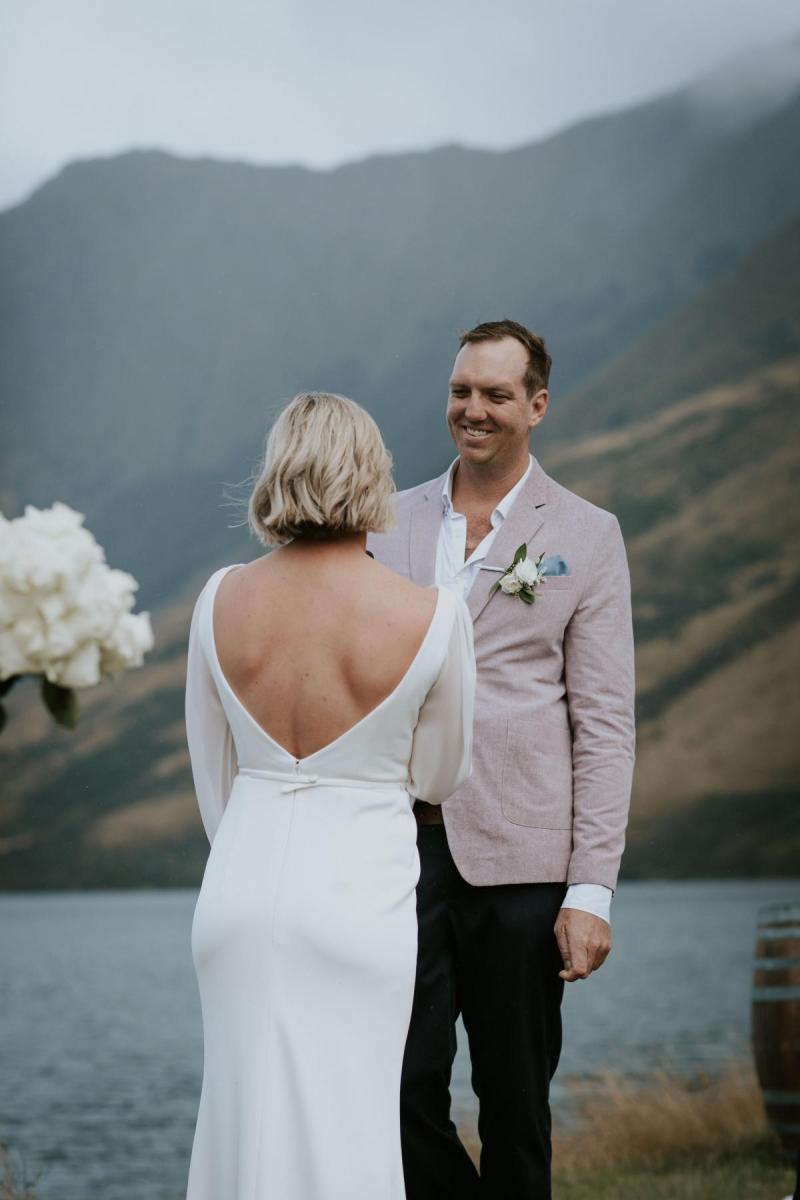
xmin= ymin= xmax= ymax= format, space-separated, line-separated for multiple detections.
xmin=248 ymin=392 xmax=396 ymax=546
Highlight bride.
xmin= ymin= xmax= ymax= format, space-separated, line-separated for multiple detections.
xmin=183 ymin=391 xmax=475 ymax=1199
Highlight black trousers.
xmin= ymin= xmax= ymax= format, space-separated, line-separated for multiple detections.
xmin=401 ymin=824 xmax=567 ymax=1200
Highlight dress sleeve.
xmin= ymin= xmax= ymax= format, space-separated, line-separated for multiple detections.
xmin=184 ymin=584 xmax=239 ymax=845
xmin=408 ymin=592 xmax=476 ymax=805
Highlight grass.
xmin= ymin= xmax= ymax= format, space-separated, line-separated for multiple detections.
xmin=462 ymin=1065 xmax=798 ymax=1199
xmin=2 ymin=1067 xmax=796 ymax=1199
xmin=0 ymin=1144 xmax=42 ymax=1200
xmin=556 ymin=1157 xmax=794 ymax=1199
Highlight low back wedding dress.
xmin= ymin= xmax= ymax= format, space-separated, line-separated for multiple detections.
xmin=184 ymin=564 xmax=475 ymax=1200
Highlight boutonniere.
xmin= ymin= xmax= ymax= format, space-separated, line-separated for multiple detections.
xmin=490 ymin=545 xmax=569 ymax=605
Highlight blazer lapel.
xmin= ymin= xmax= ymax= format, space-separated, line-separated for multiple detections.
xmin=408 ymin=475 xmax=446 ymax=586
xmin=466 ymin=456 xmax=550 ymax=624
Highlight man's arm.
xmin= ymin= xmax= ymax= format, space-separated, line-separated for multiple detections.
xmin=556 ymin=512 xmax=635 ymax=978
xmin=564 ymin=511 xmax=635 ymax=888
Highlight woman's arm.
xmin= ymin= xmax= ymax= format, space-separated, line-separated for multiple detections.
xmin=184 ymin=586 xmax=239 ymax=844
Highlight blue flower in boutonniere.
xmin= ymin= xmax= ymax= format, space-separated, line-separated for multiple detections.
xmin=490 ymin=545 xmax=569 ymax=605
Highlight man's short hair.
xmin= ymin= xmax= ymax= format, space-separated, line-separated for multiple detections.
xmin=458 ymin=319 xmax=552 ymax=396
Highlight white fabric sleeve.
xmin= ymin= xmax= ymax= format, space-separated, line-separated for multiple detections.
xmin=408 ymin=593 xmax=476 ymax=806
xmin=184 ymin=586 xmax=239 ymax=845
xmin=561 ymin=883 xmax=613 ymax=924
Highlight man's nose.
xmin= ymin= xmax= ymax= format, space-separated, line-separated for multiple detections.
xmin=464 ymin=393 xmax=487 ymax=421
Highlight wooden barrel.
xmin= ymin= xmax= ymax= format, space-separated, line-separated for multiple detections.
xmin=752 ymin=901 xmax=800 ymax=1153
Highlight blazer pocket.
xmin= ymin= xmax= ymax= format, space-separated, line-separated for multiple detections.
xmin=500 ymin=718 xmax=574 ymax=830
xmin=538 ymin=577 xmax=574 ymax=592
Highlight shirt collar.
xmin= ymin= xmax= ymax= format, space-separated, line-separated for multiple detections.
xmin=441 ymin=454 xmax=533 ymax=522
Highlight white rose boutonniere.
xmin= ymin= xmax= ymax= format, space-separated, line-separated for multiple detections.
xmin=498 ymin=572 xmax=523 ymax=595
xmin=491 ymin=544 xmax=569 ymax=606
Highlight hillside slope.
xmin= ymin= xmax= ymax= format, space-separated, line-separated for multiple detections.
xmin=1 ymin=47 xmax=798 ymax=615
xmin=2 ymin=219 xmax=798 ymax=886
xmin=547 ymin=221 xmax=800 ymax=875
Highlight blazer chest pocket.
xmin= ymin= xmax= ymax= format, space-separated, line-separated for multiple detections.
xmin=500 ymin=717 xmax=573 ymax=830
xmin=538 ymin=577 xmax=574 ymax=592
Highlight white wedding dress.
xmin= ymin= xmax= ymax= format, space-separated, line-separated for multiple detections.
xmin=183 ymin=564 xmax=475 ymax=1200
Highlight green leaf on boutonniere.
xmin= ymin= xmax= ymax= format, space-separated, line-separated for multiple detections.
xmin=519 ymin=589 xmax=535 ymax=605
xmin=0 ymin=674 xmax=20 ymax=697
xmin=512 ymin=543 xmax=527 ymax=566
xmin=41 ymin=678 xmax=79 ymax=730
xmin=490 ymin=578 xmax=502 ymax=597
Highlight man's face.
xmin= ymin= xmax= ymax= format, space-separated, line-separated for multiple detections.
xmin=446 ymin=337 xmax=547 ymax=468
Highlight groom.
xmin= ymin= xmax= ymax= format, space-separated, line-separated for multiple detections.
xmin=368 ymin=319 xmax=635 ymax=1198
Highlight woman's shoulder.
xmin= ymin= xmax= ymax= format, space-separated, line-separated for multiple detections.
xmin=367 ymin=562 xmax=466 ymax=616
xmin=194 ymin=562 xmax=247 ymax=616
xmin=376 ymin=579 xmax=471 ymax=663
xmin=368 ymin=560 xmax=438 ymax=610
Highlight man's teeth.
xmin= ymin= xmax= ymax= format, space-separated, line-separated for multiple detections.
xmin=465 ymin=427 xmax=491 ymax=437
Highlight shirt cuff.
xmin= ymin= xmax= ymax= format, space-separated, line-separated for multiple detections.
xmin=561 ymin=883 xmax=612 ymax=924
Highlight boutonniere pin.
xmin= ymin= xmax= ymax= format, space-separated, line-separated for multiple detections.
xmin=490 ymin=545 xmax=569 ymax=605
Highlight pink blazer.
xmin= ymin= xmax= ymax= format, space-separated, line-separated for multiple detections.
xmin=367 ymin=454 xmax=636 ymax=890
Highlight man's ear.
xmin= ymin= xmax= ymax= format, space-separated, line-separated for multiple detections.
xmin=528 ymin=389 xmax=548 ymax=429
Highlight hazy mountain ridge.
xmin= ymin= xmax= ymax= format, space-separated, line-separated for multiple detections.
xmin=546 ymin=218 xmax=800 ymax=875
xmin=3 ymin=216 xmax=798 ymax=887
xmin=2 ymin=52 xmax=799 ymax=604
xmin=1 ymin=44 xmax=799 ymax=887
xmin=540 ymin=215 xmax=800 ymax=446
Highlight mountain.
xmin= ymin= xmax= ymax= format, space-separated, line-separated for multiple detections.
xmin=2 ymin=39 xmax=799 ymax=616
xmin=545 ymin=218 xmax=800 ymax=876
xmin=1 ymin=41 xmax=799 ymax=887
xmin=2 ymin=213 xmax=798 ymax=888
xmin=539 ymin=201 xmax=800 ymax=447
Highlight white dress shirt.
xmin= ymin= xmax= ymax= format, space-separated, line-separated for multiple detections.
xmin=435 ymin=455 xmax=612 ymax=925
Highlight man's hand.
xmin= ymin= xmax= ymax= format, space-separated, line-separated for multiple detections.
xmin=554 ymin=908 xmax=611 ymax=982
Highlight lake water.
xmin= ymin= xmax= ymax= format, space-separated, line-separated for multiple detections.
xmin=1 ymin=879 xmax=798 ymax=1199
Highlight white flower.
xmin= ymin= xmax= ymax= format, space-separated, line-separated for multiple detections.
xmin=0 ymin=502 xmax=154 ymax=689
xmin=513 ymin=557 xmax=543 ymax=588
xmin=100 ymin=611 xmax=155 ymax=676
xmin=499 ymin=572 xmax=523 ymax=594
xmin=55 ymin=641 xmax=102 ymax=689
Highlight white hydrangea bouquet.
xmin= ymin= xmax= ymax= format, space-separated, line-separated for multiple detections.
xmin=0 ymin=502 xmax=154 ymax=733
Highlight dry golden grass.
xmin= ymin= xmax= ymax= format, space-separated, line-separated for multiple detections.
xmin=460 ymin=1063 xmax=791 ymax=1193
xmin=2 ymin=1068 xmax=796 ymax=1200
xmin=0 ymin=1143 xmax=41 ymax=1200
xmin=554 ymin=1064 xmax=772 ymax=1174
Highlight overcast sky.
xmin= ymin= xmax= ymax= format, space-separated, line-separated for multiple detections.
xmin=2 ymin=0 xmax=799 ymax=211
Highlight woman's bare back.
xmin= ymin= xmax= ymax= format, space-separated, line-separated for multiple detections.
xmin=212 ymin=540 xmax=438 ymax=760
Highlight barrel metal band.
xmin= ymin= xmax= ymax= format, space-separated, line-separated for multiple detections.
xmin=754 ymin=956 xmax=800 ymax=970
xmin=770 ymin=1121 xmax=800 ymax=1135
xmin=757 ymin=927 xmax=800 ymax=940
xmin=752 ymin=985 xmax=800 ymax=1002
xmin=758 ymin=904 xmax=800 ymax=924
xmin=762 ymin=1090 xmax=800 ymax=1105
